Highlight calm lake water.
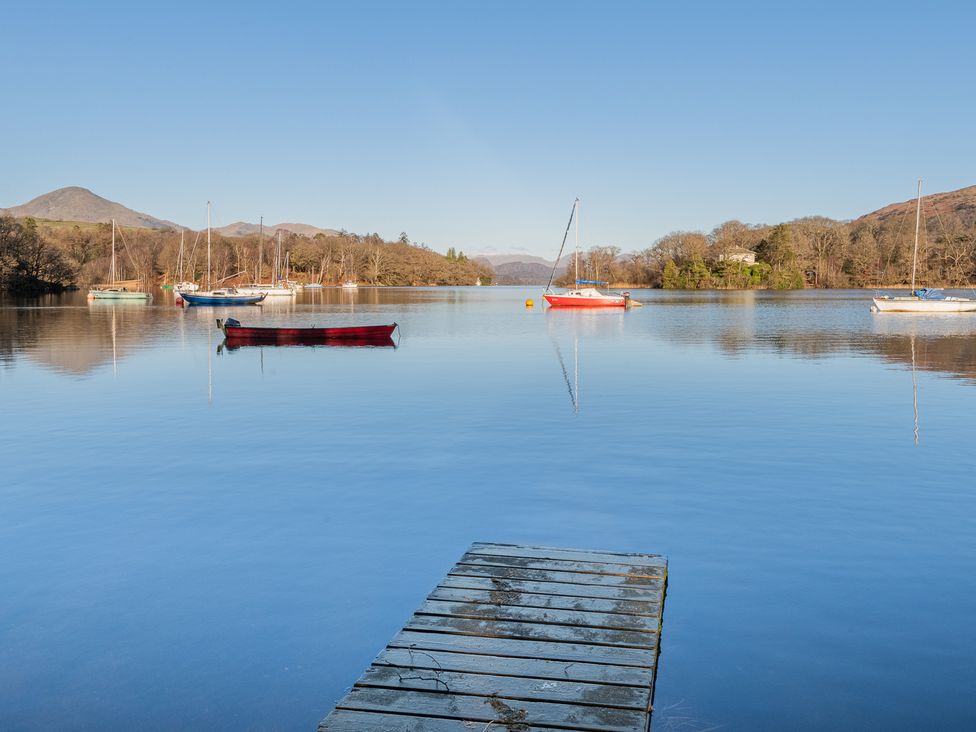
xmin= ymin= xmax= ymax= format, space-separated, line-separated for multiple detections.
xmin=2 ymin=287 xmax=975 ymax=731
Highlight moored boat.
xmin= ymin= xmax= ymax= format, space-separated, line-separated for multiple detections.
xmin=180 ymin=203 xmax=266 ymax=305
xmin=542 ymin=198 xmax=634 ymax=308
xmin=216 ymin=317 xmax=397 ymax=346
xmin=172 ymin=229 xmax=199 ymax=299
xmin=174 ymin=281 xmax=199 ymax=303
xmin=232 ymin=229 xmax=299 ymax=297
xmin=545 ymin=283 xmax=629 ymax=307
xmin=181 ymin=289 xmax=267 ymax=305
xmin=872 ymin=179 xmax=976 ymax=313
xmin=88 ymin=287 xmax=152 ymax=301
xmin=872 ymin=290 xmax=976 ymax=312
xmin=235 ymin=283 xmax=297 ymax=297
xmin=87 ymin=219 xmax=151 ymax=301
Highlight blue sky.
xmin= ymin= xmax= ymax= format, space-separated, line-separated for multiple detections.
xmin=3 ymin=1 xmax=975 ymax=256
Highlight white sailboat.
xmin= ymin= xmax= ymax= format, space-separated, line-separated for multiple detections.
xmin=174 ymin=228 xmax=199 ymax=295
xmin=87 ymin=219 xmax=151 ymax=301
xmin=872 ymin=179 xmax=976 ymax=313
xmin=236 ymin=229 xmax=297 ymax=297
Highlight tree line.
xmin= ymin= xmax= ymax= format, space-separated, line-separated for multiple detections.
xmin=0 ymin=217 xmax=493 ymax=293
xmin=0 ymin=217 xmax=74 ymax=294
xmin=560 ymin=207 xmax=976 ymax=289
xmin=6 ymin=200 xmax=976 ymax=294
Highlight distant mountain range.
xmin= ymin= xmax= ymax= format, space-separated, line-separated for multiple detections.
xmin=0 ymin=186 xmax=339 ymax=237
xmin=476 ymin=253 xmax=556 ymax=268
xmin=474 ymin=253 xmax=575 ymax=284
xmin=482 ymin=260 xmax=557 ymax=285
xmin=213 ymin=221 xmax=340 ymax=238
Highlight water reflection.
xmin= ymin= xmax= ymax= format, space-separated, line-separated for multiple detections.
xmin=551 ymin=336 xmax=579 ymax=414
xmin=543 ymin=308 xmax=632 ymax=415
xmin=708 ymin=327 xmax=976 ymax=382
xmin=219 ymin=336 xmax=397 ymax=352
xmin=0 ymin=299 xmax=161 ymax=376
xmin=4 ymin=288 xmax=976 ymax=385
xmin=637 ymin=290 xmax=976 ymax=383
xmin=4 ymin=287 xmax=976 ymax=731
xmin=912 ymin=334 xmax=920 ymax=446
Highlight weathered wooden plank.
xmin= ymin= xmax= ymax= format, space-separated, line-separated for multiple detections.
xmin=337 ymin=687 xmax=649 ymax=732
xmin=320 ymin=544 xmax=667 ymax=731
xmin=417 ymin=599 xmax=660 ymax=632
xmin=357 ymin=665 xmax=652 ymax=710
xmin=469 ymin=543 xmax=667 ymax=569
xmin=389 ymin=630 xmax=657 ymax=668
xmin=450 ymin=563 xmax=662 ymax=588
xmin=374 ymin=647 xmax=654 ymax=687
xmin=429 ymin=587 xmax=661 ymax=617
xmin=439 ymin=574 xmax=664 ymax=602
xmin=318 ymin=710 xmax=568 ymax=731
xmin=461 ymin=553 xmax=665 ymax=579
xmin=405 ymin=614 xmax=658 ymax=649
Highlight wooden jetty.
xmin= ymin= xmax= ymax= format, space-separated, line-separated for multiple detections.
xmin=319 ymin=542 xmax=668 ymax=731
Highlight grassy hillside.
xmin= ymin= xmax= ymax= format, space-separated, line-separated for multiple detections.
xmin=1 ymin=187 xmax=177 ymax=230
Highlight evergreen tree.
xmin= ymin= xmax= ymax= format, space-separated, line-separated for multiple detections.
xmin=662 ymin=258 xmax=680 ymax=289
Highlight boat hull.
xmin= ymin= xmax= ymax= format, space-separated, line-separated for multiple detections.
xmin=223 ymin=323 xmax=397 ymax=342
xmin=180 ymin=292 xmax=267 ymax=305
xmin=235 ymin=285 xmax=297 ymax=297
xmin=544 ymin=293 xmax=626 ymax=307
xmin=872 ymin=297 xmax=976 ymax=313
xmin=88 ymin=290 xmax=151 ymax=300
xmin=220 ymin=321 xmax=397 ymax=348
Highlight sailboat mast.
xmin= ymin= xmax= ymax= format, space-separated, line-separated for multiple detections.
xmin=110 ymin=219 xmax=116 ymax=283
xmin=911 ymin=178 xmax=921 ymax=295
xmin=206 ymin=201 xmax=212 ymax=291
xmin=258 ymin=216 xmax=263 ymax=282
xmin=177 ymin=228 xmax=184 ymax=282
xmin=544 ymin=198 xmax=579 ymax=294
xmin=575 ymin=198 xmax=579 ymax=285
xmin=275 ymin=230 xmax=281 ymax=283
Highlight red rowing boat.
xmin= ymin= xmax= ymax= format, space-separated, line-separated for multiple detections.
xmin=217 ymin=318 xmax=397 ymax=346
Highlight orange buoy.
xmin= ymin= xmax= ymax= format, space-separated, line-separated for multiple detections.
xmin=525 ymin=299 xmax=534 ymax=307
